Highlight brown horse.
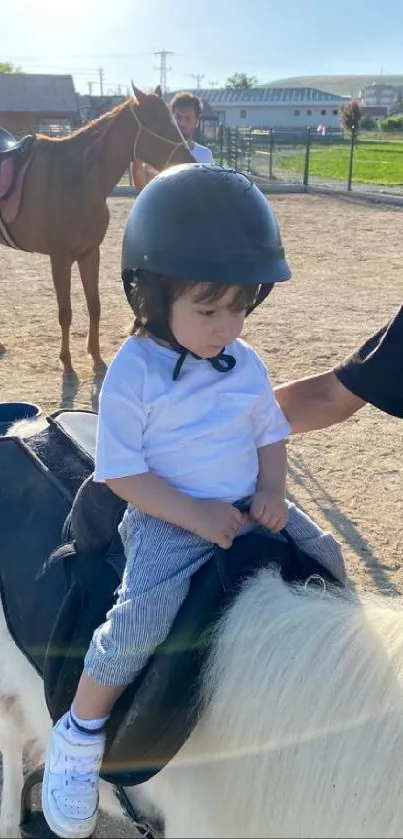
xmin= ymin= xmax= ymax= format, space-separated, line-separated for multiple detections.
xmin=0 ymin=84 xmax=193 ymax=372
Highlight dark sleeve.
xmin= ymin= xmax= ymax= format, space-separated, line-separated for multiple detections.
xmin=334 ymin=305 xmax=403 ymax=418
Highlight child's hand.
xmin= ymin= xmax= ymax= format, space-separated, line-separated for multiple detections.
xmin=249 ymin=490 xmax=288 ymax=533
xmin=191 ymin=499 xmax=246 ymax=549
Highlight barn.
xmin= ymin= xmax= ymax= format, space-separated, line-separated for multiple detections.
xmin=166 ymin=86 xmax=349 ymax=130
xmin=0 ymin=73 xmax=80 ymax=137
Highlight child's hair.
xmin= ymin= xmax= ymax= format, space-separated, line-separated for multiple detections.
xmin=127 ymin=270 xmax=260 ymax=336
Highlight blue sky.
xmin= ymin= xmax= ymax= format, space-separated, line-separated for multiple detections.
xmin=2 ymin=0 xmax=403 ymax=95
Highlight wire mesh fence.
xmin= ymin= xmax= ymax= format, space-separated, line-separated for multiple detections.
xmin=8 ymin=119 xmax=403 ymax=197
xmin=200 ymin=123 xmax=403 ymax=195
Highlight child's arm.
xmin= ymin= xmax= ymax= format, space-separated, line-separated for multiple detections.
xmin=107 ymin=472 xmax=198 ymax=532
xmin=249 ymin=441 xmax=288 ymax=532
xmin=107 ymin=473 xmax=244 ymax=549
xmin=247 ymin=348 xmax=290 ymax=532
xmin=256 ymin=440 xmax=287 ymax=498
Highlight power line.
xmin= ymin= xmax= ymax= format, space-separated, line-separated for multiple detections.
xmin=5 ymin=51 xmax=155 ymax=60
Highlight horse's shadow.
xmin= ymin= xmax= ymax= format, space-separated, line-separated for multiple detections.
xmin=90 ymin=371 xmax=105 ymax=412
xmin=59 ymin=369 xmax=106 ymax=412
xmin=60 ymin=371 xmax=80 ymax=410
xmin=287 ymin=448 xmax=399 ymax=595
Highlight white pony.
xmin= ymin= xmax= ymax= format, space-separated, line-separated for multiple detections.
xmin=1 ymin=419 xmax=403 ymax=838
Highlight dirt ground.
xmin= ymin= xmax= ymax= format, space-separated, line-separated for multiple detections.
xmin=0 ymin=194 xmax=402 ymax=835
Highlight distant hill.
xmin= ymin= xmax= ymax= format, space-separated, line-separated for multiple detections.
xmin=265 ymin=75 xmax=403 ymax=97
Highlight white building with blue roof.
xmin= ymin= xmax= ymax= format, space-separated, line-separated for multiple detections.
xmin=166 ymin=87 xmax=349 ymax=129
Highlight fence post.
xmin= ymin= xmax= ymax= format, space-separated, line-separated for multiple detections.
xmin=218 ymin=123 xmax=224 ymax=165
xmin=269 ymin=129 xmax=274 ymax=179
xmin=234 ymin=128 xmax=239 ymax=169
xmin=246 ymin=129 xmax=252 ymax=172
xmin=303 ymin=127 xmax=311 ymax=187
xmin=347 ymin=131 xmax=356 ymax=191
xmin=225 ymin=127 xmax=231 ymax=167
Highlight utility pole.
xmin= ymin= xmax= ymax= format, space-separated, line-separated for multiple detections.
xmin=99 ymin=67 xmax=105 ymax=96
xmin=87 ymin=81 xmax=93 ymax=95
xmin=208 ymin=79 xmax=219 ymax=89
xmin=192 ymin=73 xmax=205 ymax=89
xmin=154 ymin=48 xmax=173 ymax=94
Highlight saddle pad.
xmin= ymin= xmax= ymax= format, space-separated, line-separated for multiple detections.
xmin=51 ymin=410 xmax=98 ymax=463
xmin=0 ymin=155 xmax=32 ymax=223
xmin=0 ymin=437 xmax=71 ymax=674
xmin=0 ymin=157 xmax=13 ymax=199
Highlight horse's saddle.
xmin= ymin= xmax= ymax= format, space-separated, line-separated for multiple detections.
xmin=0 ymin=410 xmax=340 ymax=787
xmin=0 ymin=127 xmax=35 ymax=230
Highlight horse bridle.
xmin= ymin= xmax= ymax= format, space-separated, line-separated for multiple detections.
xmin=129 ymin=104 xmax=189 ymax=169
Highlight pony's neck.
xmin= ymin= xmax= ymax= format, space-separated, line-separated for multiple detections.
xmin=91 ymin=102 xmax=138 ymax=197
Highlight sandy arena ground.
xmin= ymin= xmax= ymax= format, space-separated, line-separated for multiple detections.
xmin=0 ymin=193 xmax=402 ymax=835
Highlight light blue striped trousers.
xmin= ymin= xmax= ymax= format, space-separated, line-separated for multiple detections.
xmin=84 ymin=500 xmax=345 ymax=686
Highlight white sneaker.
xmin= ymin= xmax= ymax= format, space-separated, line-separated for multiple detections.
xmin=42 ymin=712 xmax=106 ymax=838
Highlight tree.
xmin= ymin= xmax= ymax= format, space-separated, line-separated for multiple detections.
xmin=391 ymin=92 xmax=403 ymax=115
xmin=0 ymin=61 xmax=21 ymax=73
xmin=225 ymin=72 xmax=258 ymax=89
xmin=340 ymin=99 xmax=363 ymax=191
xmin=340 ymin=99 xmax=362 ymax=138
xmin=378 ymin=114 xmax=403 ymax=131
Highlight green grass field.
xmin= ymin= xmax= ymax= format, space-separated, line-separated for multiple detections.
xmin=277 ymin=141 xmax=403 ymax=185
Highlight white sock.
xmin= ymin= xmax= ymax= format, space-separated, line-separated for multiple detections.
xmin=63 ymin=709 xmax=109 ymax=743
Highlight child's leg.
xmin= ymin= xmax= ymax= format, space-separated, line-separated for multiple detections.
xmin=285 ymin=499 xmax=346 ymax=581
xmin=42 ymin=508 xmax=214 ymax=839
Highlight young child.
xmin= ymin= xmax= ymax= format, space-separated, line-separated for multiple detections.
xmin=42 ymin=164 xmax=344 ymax=839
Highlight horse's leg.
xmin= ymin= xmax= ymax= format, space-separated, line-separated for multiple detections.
xmin=0 ymin=703 xmax=24 ymax=838
xmin=50 ymin=253 xmax=73 ymax=372
xmin=77 ymin=246 xmax=106 ymax=373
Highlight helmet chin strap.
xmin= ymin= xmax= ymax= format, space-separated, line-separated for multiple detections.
xmin=145 ymin=320 xmax=236 ymax=381
xmin=246 ymin=283 xmax=274 ymax=316
xmin=172 ymin=346 xmax=236 ymax=382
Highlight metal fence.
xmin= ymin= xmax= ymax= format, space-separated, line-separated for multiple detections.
xmin=199 ymin=123 xmax=403 ymax=195
xmin=9 ymin=120 xmax=403 ymax=197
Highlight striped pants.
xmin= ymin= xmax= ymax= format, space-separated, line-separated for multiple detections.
xmin=84 ymin=500 xmax=345 ymax=687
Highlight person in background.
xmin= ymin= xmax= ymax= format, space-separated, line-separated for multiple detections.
xmin=131 ymin=91 xmax=214 ymax=190
xmin=170 ymin=91 xmax=214 ymax=164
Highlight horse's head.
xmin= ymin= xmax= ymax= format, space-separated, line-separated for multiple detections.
xmin=130 ymin=82 xmax=194 ymax=170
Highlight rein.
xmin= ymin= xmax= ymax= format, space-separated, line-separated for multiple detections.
xmin=129 ymin=104 xmax=188 ymax=168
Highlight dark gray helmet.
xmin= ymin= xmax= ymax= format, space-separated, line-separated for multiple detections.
xmin=121 ymin=163 xmax=291 ymax=289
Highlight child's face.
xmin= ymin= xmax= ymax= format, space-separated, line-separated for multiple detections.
xmin=169 ymin=283 xmax=247 ymax=356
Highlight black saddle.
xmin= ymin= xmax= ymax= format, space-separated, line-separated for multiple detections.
xmin=0 ymin=127 xmax=35 ymax=159
xmin=0 ymin=409 xmax=341 ymax=788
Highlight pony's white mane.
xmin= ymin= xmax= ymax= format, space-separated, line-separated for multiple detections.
xmin=144 ymin=570 xmax=403 ymax=837
xmin=6 ymin=416 xmax=48 ymax=439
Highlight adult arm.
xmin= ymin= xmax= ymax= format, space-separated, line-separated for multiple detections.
xmin=275 ymin=304 xmax=403 ymax=434
xmin=275 ymin=371 xmax=365 ymax=434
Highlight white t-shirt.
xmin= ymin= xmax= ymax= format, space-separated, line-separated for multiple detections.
xmin=190 ymin=142 xmax=215 ymax=164
xmin=94 ymin=336 xmax=290 ymax=503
